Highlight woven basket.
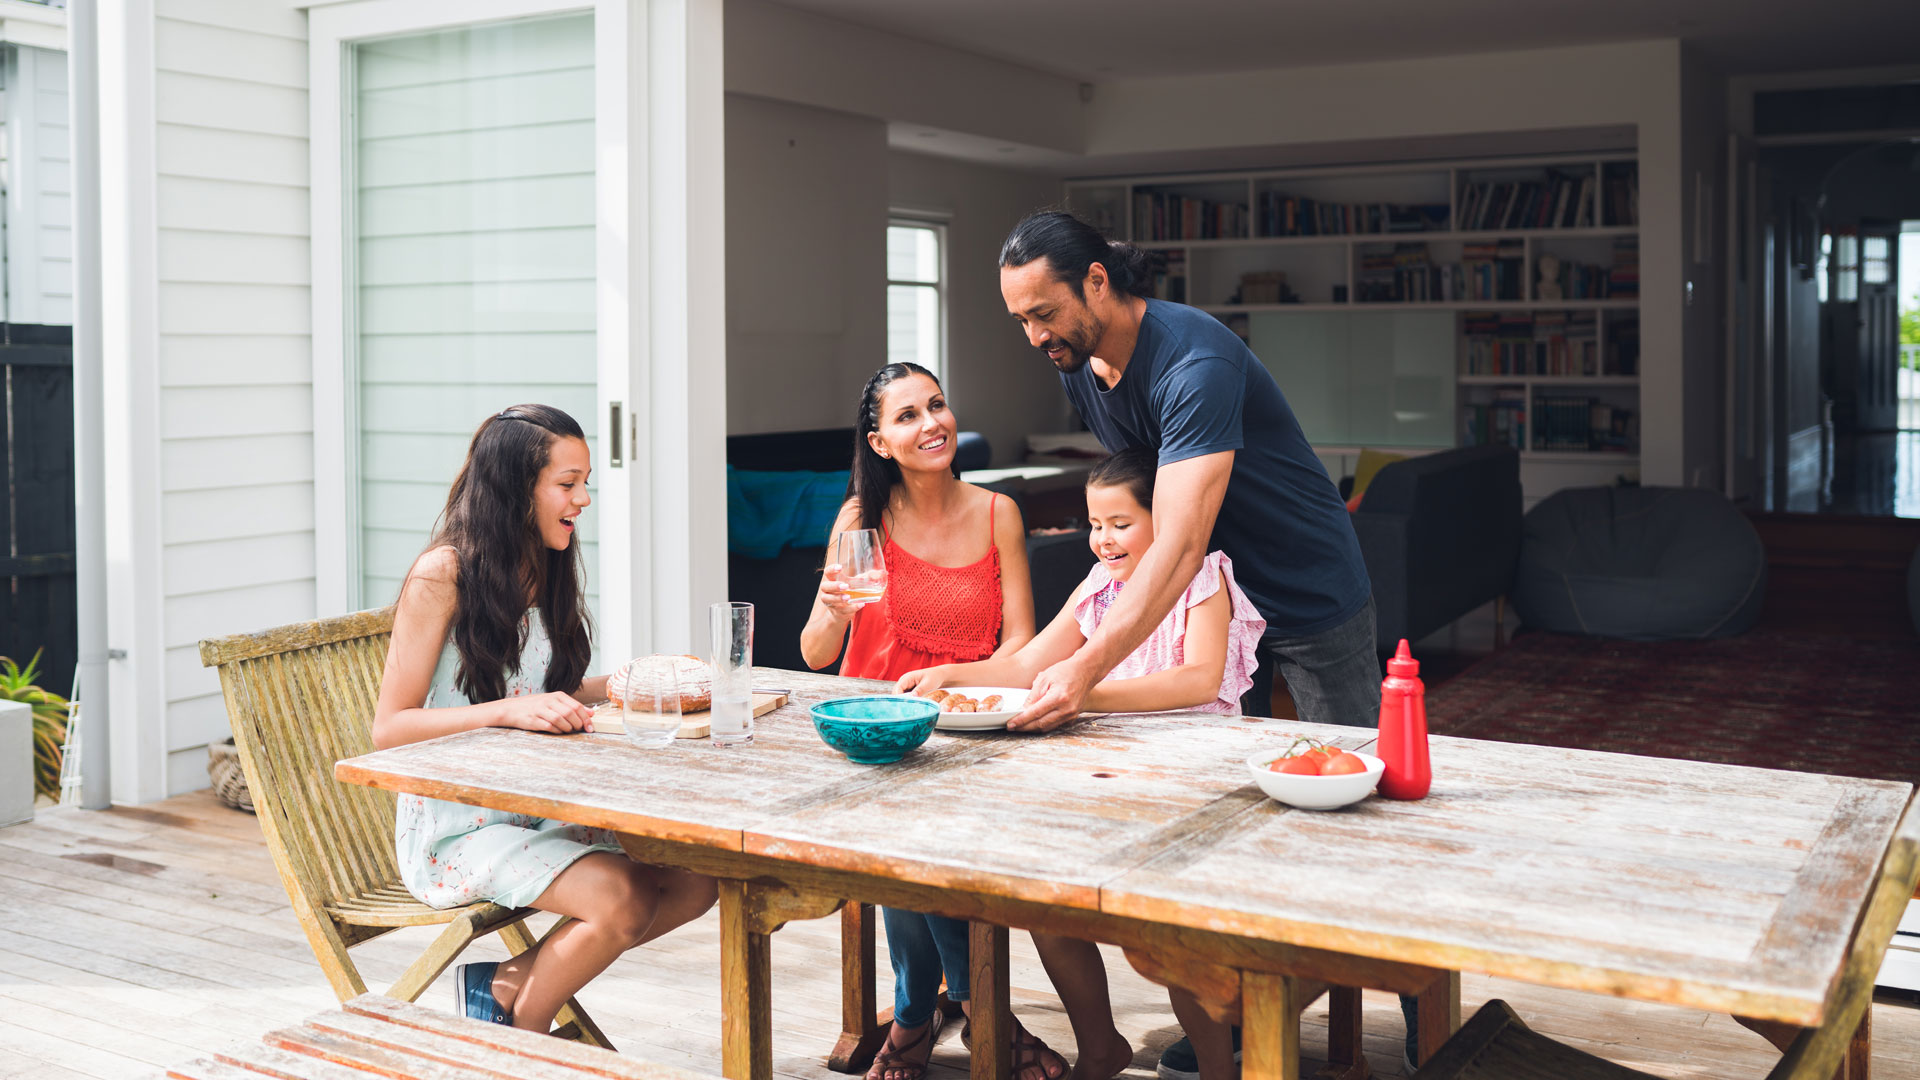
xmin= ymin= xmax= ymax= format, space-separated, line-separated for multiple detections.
xmin=208 ymin=738 xmax=255 ymax=814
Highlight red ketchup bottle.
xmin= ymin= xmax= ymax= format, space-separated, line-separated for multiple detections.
xmin=1375 ymin=639 xmax=1431 ymax=800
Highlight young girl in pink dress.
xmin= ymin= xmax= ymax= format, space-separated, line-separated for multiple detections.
xmin=899 ymin=444 xmax=1264 ymax=714
xmin=897 ymin=445 xmax=1264 ymax=1080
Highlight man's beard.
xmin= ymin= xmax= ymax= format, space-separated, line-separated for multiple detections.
xmin=1043 ymin=316 xmax=1100 ymax=372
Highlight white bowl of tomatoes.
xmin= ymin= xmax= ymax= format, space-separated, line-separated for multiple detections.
xmin=1247 ymin=739 xmax=1385 ymax=810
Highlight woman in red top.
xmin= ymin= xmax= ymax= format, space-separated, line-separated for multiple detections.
xmin=800 ymin=363 xmax=1060 ymax=1080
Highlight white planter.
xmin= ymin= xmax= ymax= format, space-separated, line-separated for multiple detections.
xmin=0 ymin=699 xmax=32 ymax=827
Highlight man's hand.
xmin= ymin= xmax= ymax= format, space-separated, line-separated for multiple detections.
xmin=1008 ymin=658 xmax=1096 ymax=732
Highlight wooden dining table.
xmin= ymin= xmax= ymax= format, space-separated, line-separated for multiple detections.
xmin=333 ymin=668 xmax=1914 ymax=1080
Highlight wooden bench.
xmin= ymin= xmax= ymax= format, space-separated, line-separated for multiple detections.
xmin=163 ymin=994 xmax=712 ymax=1079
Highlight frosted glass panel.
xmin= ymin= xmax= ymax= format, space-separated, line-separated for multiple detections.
xmin=1348 ymin=312 xmax=1455 ymax=446
xmin=1248 ymin=311 xmax=1349 ymax=445
xmin=1248 ymin=310 xmax=1452 ymax=448
xmin=353 ymin=14 xmax=598 ymax=616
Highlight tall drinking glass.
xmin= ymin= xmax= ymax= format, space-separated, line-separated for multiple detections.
xmin=709 ymin=602 xmax=755 ymax=748
xmin=837 ymin=528 xmax=887 ymax=607
xmin=619 ymin=656 xmax=682 ymax=749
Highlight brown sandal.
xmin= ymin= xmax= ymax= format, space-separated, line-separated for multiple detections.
xmin=865 ymin=1018 xmax=937 ymax=1080
xmin=960 ymin=1018 xmax=1068 ymax=1080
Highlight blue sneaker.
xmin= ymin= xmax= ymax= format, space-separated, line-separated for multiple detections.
xmin=455 ymin=961 xmax=511 ymax=1025
xmin=1156 ymin=1027 xmax=1240 ymax=1080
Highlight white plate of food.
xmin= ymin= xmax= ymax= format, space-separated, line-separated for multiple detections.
xmin=914 ymin=686 xmax=1027 ymax=730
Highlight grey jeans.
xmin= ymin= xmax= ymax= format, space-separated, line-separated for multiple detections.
xmin=1239 ymin=597 xmax=1382 ymax=726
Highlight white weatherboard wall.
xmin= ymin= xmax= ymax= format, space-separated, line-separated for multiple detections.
xmin=352 ymin=15 xmax=599 ymax=616
xmin=3 ymin=43 xmax=72 ymax=325
xmin=141 ymin=0 xmax=314 ymax=800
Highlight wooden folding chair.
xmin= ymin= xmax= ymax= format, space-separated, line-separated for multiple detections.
xmin=1409 ymin=796 xmax=1920 ymax=1080
xmin=199 ymin=608 xmax=610 ymax=1047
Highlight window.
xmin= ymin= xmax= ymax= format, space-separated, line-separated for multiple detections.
xmin=887 ymin=219 xmax=945 ymax=378
xmin=1829 ymin=229 xmax=1860 ymax=302
xmin=1863 ymin=235 xmax=1891 ymax=286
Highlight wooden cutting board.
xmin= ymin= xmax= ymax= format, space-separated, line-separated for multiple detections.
xmin=592 ymin=691 xmax=789 ymax=739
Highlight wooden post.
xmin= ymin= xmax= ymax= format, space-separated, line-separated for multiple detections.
xmin=1240 ymin=971 xmax=1299 ymax=1080
xmin=1326 ymin=986 xmax=1370 ymax=1080
xmin=1415 ymin=971 xmax=1461 ymax=1067
xmin=969 ymin=921 xmax=1011 ymax=1080
xmin=720 ymin=881 xmax=773 ymax=1080
xmin=1843 ymin=1006 xmax=1869 ymax=1080
xmin=829 ymin=903 xmax=890 ymax=1073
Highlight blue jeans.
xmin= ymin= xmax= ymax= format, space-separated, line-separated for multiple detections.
xmin=882 ymin=907 xmax=970 ymax=1027
xmin=1240 ymin=597 xmax=1382 ymax=726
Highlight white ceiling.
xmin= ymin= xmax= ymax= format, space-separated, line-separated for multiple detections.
xmin=765 ymin=0 xmax=1920 ymax=81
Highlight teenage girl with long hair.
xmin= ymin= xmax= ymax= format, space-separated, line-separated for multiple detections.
xmin=374 ymin=405 xmax=718 ymax=1034
xmin=798 ymin=364 xmax=1061 ymax=1080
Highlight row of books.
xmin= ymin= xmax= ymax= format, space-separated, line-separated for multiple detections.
xmin=1460 ymin=390 xmax=1637 ymax=452
xmin=1550 ymin=260 xmax=1614 ymax=300
xmin=1604 ymin=167 xmax=1640 ymax=229
xmin=1256 ymin=192 xmax=1449 ymax=237
xmin=1135 ymin=192 xmax=1247 ymax=241
xmin=1357 ymin=243 xmax=1524 ymax=303
xmin=1458 ymin=171 xmax=1595 ymax=231
xmin=1461 ymin=310 xmax=1600 ymax=376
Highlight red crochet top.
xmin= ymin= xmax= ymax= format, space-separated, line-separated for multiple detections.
xmin=840 ymin=497 xmax=1003 ymax=682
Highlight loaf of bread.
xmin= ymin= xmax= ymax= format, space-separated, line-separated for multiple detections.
xmin=608 ymin=654 xmax=713 ymax=714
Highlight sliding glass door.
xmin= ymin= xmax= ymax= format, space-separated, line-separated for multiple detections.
xmin=349 ymin=14 xmax=599 ymax=625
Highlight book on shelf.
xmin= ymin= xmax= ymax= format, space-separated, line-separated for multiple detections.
xmin=1458 ymin=169 xmax=1594 ymax=231
xmin=1607 ymin=236 xmax=1639 ymax=298
xmin=1147 ymin=249 xmax=1187 ymax=303
xmin=1604 ymin=166 xmax=1639 ymax=227
xmin=1461 ymin=387 xmax=1528 ymax=450
xmin=1606 ymin=313 xmax=1639 ymax=376
xmin=1255 ymin=191 xmax=1448 ymax=237
xmin=1135 ymin=191 xmax=1247 ymax=241
xmin=1531 ymin=395 xmax=1638 ymax=452
xmin=1461 ymin=310 xmax=1599 ymax=375
xmin=1461 ymin=240 xmax=1525 ymax=301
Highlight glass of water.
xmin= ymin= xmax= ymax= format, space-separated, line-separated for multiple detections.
xmin=619 ymin=657 xmax=682 ymax=749
xmin=709 ymin=602 xmax=755 ymax=748
xmin=836 ymin=528 xmax=887 ymax=607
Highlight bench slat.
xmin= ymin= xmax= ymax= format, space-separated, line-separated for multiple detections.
xmin=265 ymin=1024 xmax=523 ymax=1080
xmin=320 ymin=996 xmax=700 ymax=1080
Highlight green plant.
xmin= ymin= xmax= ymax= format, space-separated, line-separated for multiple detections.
xmin=1900 ymin=294 xmax=1920 ymax=352
xmin=1 ymin=651 xmax=69 ymax=800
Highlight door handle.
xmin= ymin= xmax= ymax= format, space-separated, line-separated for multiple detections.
xmin=609 ymin=401 xmax=624 ymax=467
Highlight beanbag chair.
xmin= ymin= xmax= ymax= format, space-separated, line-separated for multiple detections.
xmin=1513 ymin=486 xmax=1765 ymax=641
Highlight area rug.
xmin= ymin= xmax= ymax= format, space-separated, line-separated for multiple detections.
xmin=1425 ymin=628 xmax=1920 ymax=784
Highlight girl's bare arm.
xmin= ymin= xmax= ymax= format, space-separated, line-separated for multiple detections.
xmin=1083 ymin=586 xmax=1232 ymax=714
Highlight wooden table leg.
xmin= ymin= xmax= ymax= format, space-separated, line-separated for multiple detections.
xmin=1241 ymin=972 xmax=1299 ymax=1080
xmin=1326 ymin=986 xmax=1370 ymax=1080
xmin=1414 ymin=972 xmax=1461 ymax=1067
xmin=721 ymin=880 xmax=773 ymax=1080
xmin=970 ymin=921 xmax=1010 ymax=1080
xmin=1845 ymin=1005 xmax=1870 ymax=1080
xmin=830 ymin=903 xmax=890 ymax=1073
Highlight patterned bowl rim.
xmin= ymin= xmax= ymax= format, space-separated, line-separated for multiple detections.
xmin=809 ymin=695 xmax=940 ymax=724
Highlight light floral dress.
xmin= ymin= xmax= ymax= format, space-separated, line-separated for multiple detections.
xmin=395 ymin=609 xmax=623 ymax=910
xmin=1073 ymin=550 xmax=1267 ymax=713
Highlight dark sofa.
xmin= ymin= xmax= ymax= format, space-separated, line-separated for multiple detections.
xmin=1347 ymin=444 xmax=1522 ymax=651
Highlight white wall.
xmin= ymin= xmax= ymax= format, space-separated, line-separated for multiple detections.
xmin=888 ymin=151 xmax=1063 ymax=466
xmin=3 ymin=44 xmax=71 ymax=326
xmin=146 ymin=0 xmax=314 ymax=798
xmin=725 ymin=93 xmax=886 ymax=435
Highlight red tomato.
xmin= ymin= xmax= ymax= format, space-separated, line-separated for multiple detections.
xmin=1272 ymin=754 xmax=1323 ymax=776
xmin=1322 ymin=752 xmax=1368 ymax=775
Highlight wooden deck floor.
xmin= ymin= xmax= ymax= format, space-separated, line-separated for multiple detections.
xmin=2 ymin=792 xmax=1916 ymax=1080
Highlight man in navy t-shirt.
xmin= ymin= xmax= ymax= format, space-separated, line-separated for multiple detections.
xmin=998 ymin=211 xmax=1380 ymax=733
xmin=997 ymin=209 xmax=1393 ymax=1080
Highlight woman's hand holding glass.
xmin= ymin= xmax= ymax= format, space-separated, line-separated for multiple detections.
xmin=817 ymin=563 xmax=861 ymax=623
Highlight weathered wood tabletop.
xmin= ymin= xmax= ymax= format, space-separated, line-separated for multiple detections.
xmin=334 ymin=668 xmax=1913 ymax=1080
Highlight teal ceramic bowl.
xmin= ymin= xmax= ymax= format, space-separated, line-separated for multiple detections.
xmin=810 ymin=696 xmax=939 ymax=764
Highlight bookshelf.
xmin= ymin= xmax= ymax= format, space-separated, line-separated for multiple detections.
xmin=1065 ymin=152 xmax=1642 ymax=500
